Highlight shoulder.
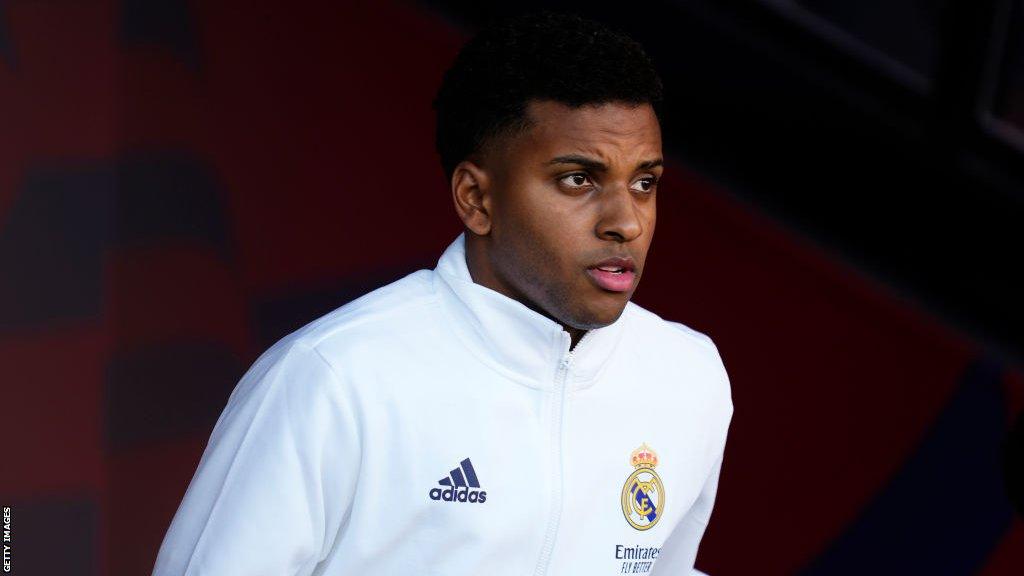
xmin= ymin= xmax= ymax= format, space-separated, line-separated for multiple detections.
xmin=287 ymin=268 xmax=437 ymax=350
xmin=623 ymin=300 xmax=724 ymax=360
xmin=621 ymin=301 xmax=732 ymax=407
xmin=248 ymin=268 xmax=440 ymax=385
xmin=230 ymin=269 xmax=439 ymax=399
xmin=213 ymin=268 xmax=440 ymax=440
xmin=260 ymin=268 xmax=441 ymax=373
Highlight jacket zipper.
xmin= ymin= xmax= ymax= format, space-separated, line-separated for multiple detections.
xmin=534 ymin=329 xmax=594 ymax=576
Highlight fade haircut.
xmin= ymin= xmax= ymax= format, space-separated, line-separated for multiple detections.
xmin=432 ymin=10 xmax=665 ymax=181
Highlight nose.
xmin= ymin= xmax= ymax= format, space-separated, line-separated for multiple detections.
xmin=595 ymin=183 xmax=644 ymax=242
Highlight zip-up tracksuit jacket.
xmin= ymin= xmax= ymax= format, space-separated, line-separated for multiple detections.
xmin=152 ymin=232 xmax=734 ymax=576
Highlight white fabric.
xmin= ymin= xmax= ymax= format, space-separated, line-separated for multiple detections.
xmin=152 ymin=232 xmax=733 ymax=576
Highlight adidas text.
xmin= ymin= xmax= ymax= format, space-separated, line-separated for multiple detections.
xmin=429 ymin=487 xmax=487 ymax=503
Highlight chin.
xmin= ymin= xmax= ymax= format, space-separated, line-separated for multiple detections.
xmin=567 ymin=302 xmax=628 ymax=330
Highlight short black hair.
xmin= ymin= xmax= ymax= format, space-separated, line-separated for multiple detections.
xmin=432 ymin=10 xmax=665 ymax=182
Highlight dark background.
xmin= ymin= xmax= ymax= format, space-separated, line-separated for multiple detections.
xmin=1 ymin=0 xmax=1022 ymax=574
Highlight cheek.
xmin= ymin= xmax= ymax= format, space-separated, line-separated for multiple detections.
xmin=500 ymin=182 xmax=582 ymax=246
xmin=508 ymin=181 xmax=564 ymax=220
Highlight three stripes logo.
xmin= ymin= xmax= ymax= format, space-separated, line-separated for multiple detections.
xmin=429 ymin=458 xmax=487 ymax=503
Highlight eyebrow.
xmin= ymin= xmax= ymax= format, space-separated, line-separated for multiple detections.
xmin=547 ymin=154 xmax=663 ymax=172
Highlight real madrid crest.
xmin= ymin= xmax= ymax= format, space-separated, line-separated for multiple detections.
xmin=621 ymin=443 xmax=664 ymax=531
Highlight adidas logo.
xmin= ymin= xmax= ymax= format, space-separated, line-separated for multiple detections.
xmin=429 ymin=458 xmax=488 ymax=503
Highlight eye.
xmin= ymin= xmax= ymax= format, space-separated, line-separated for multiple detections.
xmin=631 ymin=177 xmax=659 ymax=194
xmin=558 ymin=172 xmax=595 ymax=190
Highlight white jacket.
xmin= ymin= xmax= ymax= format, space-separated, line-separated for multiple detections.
xmin=152 ymin=232 xmax=733 ymax=576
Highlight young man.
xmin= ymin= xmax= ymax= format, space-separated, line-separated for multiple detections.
xmin=153 ymin=10 xmax=732 ymax=576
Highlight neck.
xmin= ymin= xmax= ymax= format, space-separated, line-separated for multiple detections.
xmin=465 ymin=233 xmax=586 ymax=352
xmin=567 ymin=327 xmax=587 ymax=351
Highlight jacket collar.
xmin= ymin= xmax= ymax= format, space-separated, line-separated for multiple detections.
xmin=432 ymin=232 xmax=627 ymax=391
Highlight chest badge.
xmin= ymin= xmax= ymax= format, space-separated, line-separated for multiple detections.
xmin=621 ymin=443 xmax=664 ymax=531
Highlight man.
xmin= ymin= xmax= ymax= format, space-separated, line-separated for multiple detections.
xmin=152 ymin=10 xmax=732 ymax=576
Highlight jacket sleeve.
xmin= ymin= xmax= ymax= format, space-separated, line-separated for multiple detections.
xmin=649 ymin=451 xmax=725 ymax=576
xmin=151 ymin=340 xmax=361 ymax=576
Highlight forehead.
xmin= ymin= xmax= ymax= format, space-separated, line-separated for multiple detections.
xmin=510 ymin=100 xmax=662 ymax=166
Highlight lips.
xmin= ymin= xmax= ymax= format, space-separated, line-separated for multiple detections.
xmin=586 ymin=256 xmax=636 ymax=292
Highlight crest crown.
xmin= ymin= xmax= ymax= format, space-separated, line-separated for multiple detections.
xmin=630 ymin=443 xmax=659 ymax=468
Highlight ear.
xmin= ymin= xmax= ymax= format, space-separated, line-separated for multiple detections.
xmin=451 ymin=159 xmax=494 ymax=236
